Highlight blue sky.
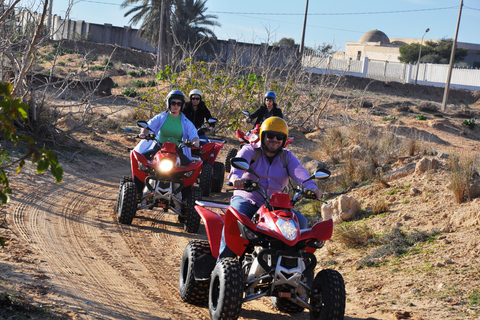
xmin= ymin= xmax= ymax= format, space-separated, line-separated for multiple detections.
xmin=44 ymin=0 xmax=480 ymax=51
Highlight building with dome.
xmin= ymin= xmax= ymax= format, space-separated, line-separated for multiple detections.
xmin=334 ymin=29 xmax=480 ymax=68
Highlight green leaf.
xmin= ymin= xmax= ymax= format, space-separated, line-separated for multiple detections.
xmin=36 ymin=159 xmax=49 ymax=173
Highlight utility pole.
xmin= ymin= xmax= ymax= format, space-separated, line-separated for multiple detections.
xmin=299 ymin=0 xmax=309 ymax=55
xmin=47 ymin=0 xmax=53 ymax=39
xmin=156 ymin=0 xmax=165 ymax=73
xmin=441 ymin=0 xmax=463 ymax=112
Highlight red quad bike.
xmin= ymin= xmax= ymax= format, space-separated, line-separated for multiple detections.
xmin=115 ymin=120 xmax=203 ymax=233
xmin=224 ymin=110 xmax=293 ymax=173
xmin=178 ymin=157 xmax=346 ymax=320
xmin=191 ymin=118 xmax=226 ymax=197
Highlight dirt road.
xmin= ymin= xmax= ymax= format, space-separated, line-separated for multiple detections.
xmin=6 ymin=152 xmax=388 ymax=320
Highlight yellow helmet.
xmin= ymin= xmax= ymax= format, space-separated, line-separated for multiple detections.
xmin=259 ymin=117 xmax=288 ymax=147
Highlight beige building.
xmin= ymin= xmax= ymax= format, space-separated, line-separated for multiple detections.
xmin=333 ymin=29 xmax=480 ymax=68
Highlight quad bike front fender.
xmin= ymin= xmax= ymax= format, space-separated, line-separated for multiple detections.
xmin=224 ymin=207 xmax=257 ymax=257
xmin=195 ymin=205 xmax=225 ymax=258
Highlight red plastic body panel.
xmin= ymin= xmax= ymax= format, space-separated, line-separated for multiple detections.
xmin=195 ymin=205 xmax=225 ymax=258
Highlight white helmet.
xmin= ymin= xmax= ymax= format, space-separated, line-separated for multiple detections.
xmin=189 ymin=89 xmax=203 ymax=100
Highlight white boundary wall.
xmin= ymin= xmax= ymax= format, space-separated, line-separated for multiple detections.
xmin=303 ymin=51 xmax=480 ymax=91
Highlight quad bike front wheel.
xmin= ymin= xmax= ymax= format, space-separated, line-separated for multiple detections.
xmin=309 ymin=269 xmax=346 ymax=320
xmin=224 ymin=148 xmax=238 ymax=173
xmin=179 ymin=240 xmax=212 ymax=306
xmin=117 ymin=181 xmax=137 ymax=224
xmin=209 ymin=258 xmax=243 ymax=320
xmin=114 ymin=176 xmax=132 ymax=213
xmin=199 ymin=163 xmax=213 ymax=197
xmin=211 ymin=162 xmax=225 ymax=193
xmin=182 ymin=186 xmax=202 ymax=233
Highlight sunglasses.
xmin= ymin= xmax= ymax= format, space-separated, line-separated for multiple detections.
xmin=191 ymin=97 xmax=201 ymax=101
xmin=266 ymin=132 xmax=286 ymax=140
xmin=170 ymin=101 xmax=183 ymax=107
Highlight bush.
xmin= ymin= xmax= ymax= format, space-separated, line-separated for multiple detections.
xmin=462 ymin=118 xmax=476 ymax=129
xmin=122 ymin=89 xmax=137 ymax=97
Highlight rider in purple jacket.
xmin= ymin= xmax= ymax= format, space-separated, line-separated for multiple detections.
xmin=219 ymin=117 xmax=323 ymax=258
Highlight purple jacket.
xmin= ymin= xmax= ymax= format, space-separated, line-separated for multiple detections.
xmin=228 ymin=142 xmax=318 ymax=207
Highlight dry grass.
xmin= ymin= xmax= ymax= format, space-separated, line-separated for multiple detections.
xmin=372 ymin=198 xmax=389 ymax=215
xmin=334 ymin=222 xmax=376 ymax=248
xmin=448 ymin=152 xmax=478 ymax=203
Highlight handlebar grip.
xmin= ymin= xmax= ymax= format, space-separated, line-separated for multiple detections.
xmin=227 ymin=182 xmax=233 ymax=187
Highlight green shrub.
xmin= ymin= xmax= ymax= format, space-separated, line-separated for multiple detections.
xmin=462 ymin=118 xmax=476 ymax=129
xmin=417 ymin=114 xmax=427 ymax=120
xmin=122 ymin=89 xmax=137 ymax=97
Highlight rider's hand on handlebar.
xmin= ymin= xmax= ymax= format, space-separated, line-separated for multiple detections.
xmin=138 ymin=128 xmax=148 ymax=139
xmin=232 ymin=179 xmax=246 ymax=189
xmin=192 ymin=137 xmax=200 ymax=148
xmin=313 ymin=189 xmax=323 ymax=199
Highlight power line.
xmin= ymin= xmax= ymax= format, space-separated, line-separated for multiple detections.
xmin=210 ymin=6 xmax=459 ymax=16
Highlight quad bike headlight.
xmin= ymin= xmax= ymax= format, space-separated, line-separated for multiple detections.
xmin=158 ymin=159 xmax=174 ymax=172
xmin=276 ymin=218 xmax=298 ymax=241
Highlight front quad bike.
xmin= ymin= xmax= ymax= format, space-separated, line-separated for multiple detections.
xmin=224 ymin=110 xmax=294 ymax=173
xmin=179 ymin=158 xmax=346 ymax=320
xmin=116 ymin=120 xmax=203 ymax=233
xmin=191 ymin=118 xmax=226 ymax=196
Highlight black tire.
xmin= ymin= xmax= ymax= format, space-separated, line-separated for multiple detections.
xmin=183 ymin=186 xmax=202 ymax=233
xmin=179 ymin=240 xmax=212 ymax=306
xmin=211 ymin=162 xmax=225 ymax=193
xmin=114 ymin=176 xmax=132 ymax=213
xmin=117 ymin=182 xmax=137 ymax=224
xmin=309 ymin=269 xmax=346 ymax=320
xmin=199 ymin=163 xmax=213 ymax=197
xmin=209 ymin=258 xmax=243 ymax=320
xmin=272 ymin=296 xmax=305 ymax=314
xmin=224 ymin=148 xmax=238 ymax=173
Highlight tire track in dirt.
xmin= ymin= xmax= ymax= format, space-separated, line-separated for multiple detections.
xmin=12 ymin=171 xmax=181 ymax=319
xmin=116 ymin=208 xmax=211 ymax=320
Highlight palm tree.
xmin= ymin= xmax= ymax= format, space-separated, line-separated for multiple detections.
xmin=121 ymin=0 xmax=220 ymax=61
xmin=171 ymin=0 xmax=220 ymax=56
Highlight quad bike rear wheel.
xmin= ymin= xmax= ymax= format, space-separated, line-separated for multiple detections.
xmin=114 ymin=176 xmax=132 ymax=213
xmin=209 ymin=258 xmax=243 ymax=320
xmin=182 ymin=186 xmax=202 ymax=233
xmin=179 ymin=240 xmax=212 ymax=306
xmin=199 ymin=164 xmax=213 ymax=197
xmin=211 ymin=162 xmax=225 ymax=193
xmin=224 ymin=148 xmax=238 ymax=173
xmin=117 ymin=181 xmax=137 ymax=224
xmin=309 ymin=269 xmax=346 ymax=320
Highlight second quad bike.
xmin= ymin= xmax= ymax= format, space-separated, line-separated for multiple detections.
xmin=115 ymin=120 xmax=203 ymax=233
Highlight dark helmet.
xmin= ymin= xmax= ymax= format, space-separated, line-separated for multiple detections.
xmin=264 ymin=91 xmax=276 ymax=102
xmin=166 ymin=90 xmax=186 ymax=109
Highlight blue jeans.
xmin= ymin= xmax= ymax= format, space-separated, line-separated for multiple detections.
xmin=218 ymin=196 xmax=308 ymax=259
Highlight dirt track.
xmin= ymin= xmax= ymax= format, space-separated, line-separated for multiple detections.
xmin=6 ymin=147 xmax=391 ymax=320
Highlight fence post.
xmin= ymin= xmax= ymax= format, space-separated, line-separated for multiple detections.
xmin=362 ymin=57 xmax=369 ymax=77
xmin=406 ymin=63 xmax=412 ymax=83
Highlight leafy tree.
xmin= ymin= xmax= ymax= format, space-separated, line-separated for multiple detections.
xmin=398 ymin=38 xmax=468 ymax=64
xmin=121 ymin=0 xmax=220 ymax=58
xmin=0 ymin=82 xmax=63 ymax=205
xmin=274 ymin=37 xmax=295 ymax=48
